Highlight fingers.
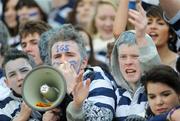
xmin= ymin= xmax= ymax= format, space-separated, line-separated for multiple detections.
xmin=75 ymin=70 xmax=84 ymax=83
xmin=85 ymin=78 xmax=91 ymax=89
xmin=136 ymin=3 xmax=146 ymax=17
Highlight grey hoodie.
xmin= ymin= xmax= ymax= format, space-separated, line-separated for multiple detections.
xmin=111 ymin=30 xmax=161 ymax=94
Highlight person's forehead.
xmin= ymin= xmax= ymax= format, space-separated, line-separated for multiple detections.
xmin=21 ymin=32 xmax=40 ymax=42
xmin=5 ymin=58 xmax=31 ymax=73
xmin=52 ymin=41 xmax=79 ymax=49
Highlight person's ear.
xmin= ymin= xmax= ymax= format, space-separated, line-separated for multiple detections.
xmin=4 ymin=78 xmax=10 ymax=87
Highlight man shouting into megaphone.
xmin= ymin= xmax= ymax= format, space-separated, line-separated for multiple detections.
xmin=45 ymin=24 xmax=116 ymax=121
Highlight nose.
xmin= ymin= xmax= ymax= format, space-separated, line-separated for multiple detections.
xmin=84 ymin=4 xmax=91 ymax=11
xmin=59 ymin=54 xmax=67 ymax=63
xmin=155 ymin=96 xmax=164 ymax=106
xmin=16 ymin=72 xmax=23 ymax=82
xmin=124 ymin=56 xmax=133 ymax=65
xmin=24 ymin=44 xmax=32 ymax=53
xmin=148 ymin=21 xmax=157 ymax=30
xmin=105 ymin=19 xmax=113 ymax=27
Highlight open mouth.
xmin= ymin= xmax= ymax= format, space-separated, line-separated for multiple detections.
xmin=149 ymin=32 xmax=158 ymax=41
xmin=125 ymin=69 xmax=136 ymax=74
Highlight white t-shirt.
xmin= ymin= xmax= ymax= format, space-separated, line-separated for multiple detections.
xmin=0 ymin=77 xmax=11 ymax=100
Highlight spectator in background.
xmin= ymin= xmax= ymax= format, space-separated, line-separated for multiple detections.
xmin=145 ymin=5 xmax=178 ymax=69
xmin=16 ymin=0 xmax=47 ymax=23
xmin=1 ymin=0 xmax=20 ymax=48
xmin=48 ymin=0 xmax=75 ymax=28
xmin=89 ymin=0 xmax=117 ymax=64
xmin=159 ymin=0 xmax=180 ymax=37
xmin=19 ymin=20 xmax=51 ymax=65
xmin=74 ymin=25 xmax=109 ymax=72
xmin=0 ymin=21 xmax=11 ymax=101
xmin=67 ymin=0 xmax=96 ymax=31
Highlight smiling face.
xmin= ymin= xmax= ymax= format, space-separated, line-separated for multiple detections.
xmin=76 ymin=0 xmax=95 ymax=26
xmin=4 ymin=0 xmax=19 ymax=28
xmin=51 ymin=41 xmax=87 ymax=73
xmin=95 ymin=3 xmax=116 ymax=40
xmin=146 ymin=16 xmax=170 ymax=48
xmin=5 ymin=58 xmax=32 ymax=95
xmin=118 ymin=44 xmax=141 ymax=88
xmin=147 ymin=82 xmax=180 ymax=115
xmin=21 ymin=32 xmax=42 ymax=65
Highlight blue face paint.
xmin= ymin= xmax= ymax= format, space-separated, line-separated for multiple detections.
xmin=52 ymin=61 xmax=61 ymax=67
xmin=56 ymin=44 xmax=70 ymax=53
xmin=69 ymin=60 xmax=78 ymax=70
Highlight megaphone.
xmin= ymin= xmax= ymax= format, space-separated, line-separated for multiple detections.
xmin=22 ymin=65 xmax=67 ymax=112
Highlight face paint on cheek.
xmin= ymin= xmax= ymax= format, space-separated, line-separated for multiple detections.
xmin=56 ymin=44 xmax=70 ymax=53
xmin=52 ymin=61 xmax=61 ymax=67
xmin=69 ymin=60 xmax=80 ymax=73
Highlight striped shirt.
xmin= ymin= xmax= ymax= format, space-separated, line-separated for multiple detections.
xmin=115 ymin=86 xmax=148 ymax=121
xmin=168 ymin=11 xmax=180 ymax=37
xmin=0 ymin=92 xmax=41 ymax=121
xmin=66 ymin=66 xmax=116 ymax=121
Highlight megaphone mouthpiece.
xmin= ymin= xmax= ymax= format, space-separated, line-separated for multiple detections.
xmin=40 ymin=84 xmax=59 ymax=102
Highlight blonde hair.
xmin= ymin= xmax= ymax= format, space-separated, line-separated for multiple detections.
xmin=88 ymin=0 xmax=117 ymax=35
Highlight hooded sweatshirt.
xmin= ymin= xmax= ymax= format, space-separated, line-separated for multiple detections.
xmin=111 ymin=30 xmax=161 ymax=120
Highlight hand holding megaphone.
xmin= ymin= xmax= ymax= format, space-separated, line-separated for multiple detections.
xmin=58 ymin=61 xmax=77 ymax=94
xmin=42 ymin=108 xmax=61 ymax=121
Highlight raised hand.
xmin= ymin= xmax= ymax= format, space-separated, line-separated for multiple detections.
xmin=72 ymin=70 xmax=91 ymax=109
xmin=128 ymin=2 xmax=148 ymax=46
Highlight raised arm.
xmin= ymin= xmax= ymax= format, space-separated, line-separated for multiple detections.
xmin=113 ymin=0 xmax=129 ymax=38
xmin=159 ymin=0 xmax=180 ymax=19
xmin=128 ymin=2 xmax=148 ymax=47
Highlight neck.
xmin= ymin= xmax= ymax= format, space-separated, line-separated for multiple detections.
xmin=157 ymin=45 xmax=177 ymax=65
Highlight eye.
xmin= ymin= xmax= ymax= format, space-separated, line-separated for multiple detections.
xmin=53 ymin=54 xmax=62 ymax=59
xmin=21 ymin=43 xmax=27 ymax=49
xmin=66 ymin=52 xmax=75 ymax=57
xmin=162 ymin=92 xmax=171 ymax=97
xmin=148 ymin=95 xmax=156 ymax=99
xmin=119 ymin=55 xmax=127 ymax=59
xmin=31 ymin=40 xmax=38 ymax=45
xmin=9 ymin=73 xmax=15 ymax=77
xmin=131 ymin=55 xmax=139 ymax=59
xmin=158 ymin=22 xmax=166 ymax=25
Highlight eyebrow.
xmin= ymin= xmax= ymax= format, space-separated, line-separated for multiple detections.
xmin=19 ymin=67 xmax=30 ymax=71
xmin=148 ymin=90 xmax=172 ymax=95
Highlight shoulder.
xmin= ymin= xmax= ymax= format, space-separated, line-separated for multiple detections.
xmin=0 ymin=96 xmax=21 ymax=119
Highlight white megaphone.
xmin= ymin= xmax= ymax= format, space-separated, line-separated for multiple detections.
xmin=22 ymin=65 xmax=67 ymax=112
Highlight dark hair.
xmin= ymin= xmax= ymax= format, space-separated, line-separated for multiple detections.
xmin=0 ymin=21 xmax=10 ymax=56
xmin=142 ymin=64 xmax=180 ymax=118
xmin=1 ymin=0 xmax=19 ymax=37
xmin=19 ymin=20 xmax=51 ymax=41
xmin=67 ymin=0 xmax=83 ymax=25
xmin=146 ymin=5 xmax=178 ymax=53
xmin=16 ymin=0 xmax=47 ymax=21
xmin=2 ymin=48 xmax=33 ymax=74
xmin=142 ymin=65 xmax=180 ymax=95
